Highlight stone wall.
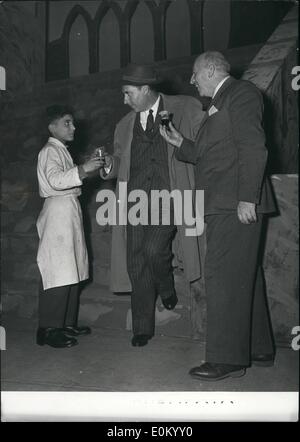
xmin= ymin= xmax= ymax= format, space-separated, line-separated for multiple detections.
xmin=242 ymin=5 xmax=299 ymax=173
xmin=241 ymin=5 xmax=299 ymax=342
xmin=263 ymin=175 xmax=298 ymax=343
xmin=0 ymin=2 xmax=45 ymax=99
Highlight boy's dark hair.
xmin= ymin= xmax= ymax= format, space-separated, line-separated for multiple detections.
xmin=46 ymin=104 xmax=74 ymax=125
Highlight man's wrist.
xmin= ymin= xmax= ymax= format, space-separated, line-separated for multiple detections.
xmin=176 ymin=135 xmax=184 ymax=148
xmin=104 ymin=161 xmax=113 ymax=174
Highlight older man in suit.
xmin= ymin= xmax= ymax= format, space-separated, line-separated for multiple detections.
xmin=160 ymin=51 xmax=276 ymax=380
xmin=101 ymin=64 xmax=205 ymax=347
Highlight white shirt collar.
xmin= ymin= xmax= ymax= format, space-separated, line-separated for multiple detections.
xmin=48 ymin=136 xmax=68 ymax=149
xmin=140 ymin=95 xmax=161 ymax=130
xmin=212 ymin=76 xmax=230 ymax=99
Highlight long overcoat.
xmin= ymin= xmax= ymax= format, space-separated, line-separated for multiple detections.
xmin=102 ymin=94 xmax=205 ymax=292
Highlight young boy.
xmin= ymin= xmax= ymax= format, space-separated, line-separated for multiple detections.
xmin=36 ymin=105 xmax=102 ymax=348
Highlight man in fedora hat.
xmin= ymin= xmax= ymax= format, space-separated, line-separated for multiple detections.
xmin=101 ymin=63 xmax=205 ymax=347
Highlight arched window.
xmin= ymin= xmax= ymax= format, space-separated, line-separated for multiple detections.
xmin=203 ymin=0 xmax=230 ymax=50
xmin=166 ymin=0 xmax=190 ymax=59
xmin=69 ymin=15 xmax=89 ymax=77
xmin=98 ymin=9 xmax=120 ymax=72
xmin=131 ymin=0 xmax=154 ymax=64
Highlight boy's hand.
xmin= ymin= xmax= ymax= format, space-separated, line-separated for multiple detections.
xmin=82 ymin=157 xmax=103 ymax=173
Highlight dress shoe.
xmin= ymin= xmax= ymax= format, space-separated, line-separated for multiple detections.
xmin=189 ymin=362 xmax=246 ymax=381
xmin=63 ymin=325 xmax=91 ymax=336
xmin=131 ymin=334 xmax=151 ymax=347
xmin=36 ymin=328 xmax=78 ymax=348
xmin=162 ymin=293 xmax=178 ymax=310
xmin=252 ymin=353 xmax=274 ymax=367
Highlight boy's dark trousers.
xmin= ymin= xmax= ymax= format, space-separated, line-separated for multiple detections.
xmin=38 ymin=281 xmax=80 ymax=328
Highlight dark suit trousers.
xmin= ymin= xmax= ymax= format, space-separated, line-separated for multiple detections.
xmin=205 ymin=213 xmax=275 ymax=366
xmin=38 ymin=281 xmax=80 ymax=328
xmin=127 ymin=223 xmax=177 ymax=336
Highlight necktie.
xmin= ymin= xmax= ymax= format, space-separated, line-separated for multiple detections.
xmin=145 ymin=109 xmax=154 ymax=132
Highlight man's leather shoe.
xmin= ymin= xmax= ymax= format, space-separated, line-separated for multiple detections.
xmin=63 ymin=325 xmax=91 ymax=336
xmin=252 ymin=353 xmax=274 ymax=367
xmin=162 ymin=293 xmax=178 ymax=310
xmin=189 ymin=362 xmax=246 ymax=381
xmin=131 ymin=334 xmax=151 ymax=347
xmin=36 ymin=328 xmax=78 ymax=348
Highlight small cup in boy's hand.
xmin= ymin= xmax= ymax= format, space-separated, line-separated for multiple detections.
xmin=91 ymin=146 xmax=107 ymax=168
xmin=96 ymin=146 xmax=106 ymax=159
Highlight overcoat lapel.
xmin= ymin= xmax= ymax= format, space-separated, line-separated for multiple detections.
xmin=119 ymin=112 xmax=136 ymax=182
xmin=160 ymin=94 xmax=176 ymax=172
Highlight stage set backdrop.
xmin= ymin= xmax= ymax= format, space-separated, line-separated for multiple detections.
xmin=0 ymin=0 xmax=298 ymax=344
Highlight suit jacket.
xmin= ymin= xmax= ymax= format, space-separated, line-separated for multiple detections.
xmin=176 ymin=77 xmax=276 ymax=215
xmin=101 ymin=93 xmax=206 ymax=292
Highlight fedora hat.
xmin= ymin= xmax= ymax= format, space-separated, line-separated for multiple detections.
xmin=122 ymin=63 xmax=160 ymax=85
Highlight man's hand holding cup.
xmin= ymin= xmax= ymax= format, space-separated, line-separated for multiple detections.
xmin=159 ymin=120 xmax=184 ymax=148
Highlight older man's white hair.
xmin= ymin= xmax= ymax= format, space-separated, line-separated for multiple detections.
xmin=198 ymin=51 xmax=231 ymax=74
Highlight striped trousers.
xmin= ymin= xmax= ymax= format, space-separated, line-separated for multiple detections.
xmin=127 ymin=223 xmax=177 ymax=336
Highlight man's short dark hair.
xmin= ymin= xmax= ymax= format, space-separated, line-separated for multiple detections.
xmin=46 ymin=104 xmax=74 ymax=125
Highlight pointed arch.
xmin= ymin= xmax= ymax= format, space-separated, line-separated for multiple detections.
xmin=69 ymin=15 xmax=89 ymax=77
xmin=120 ymin=0 xmax=139 ymax=66
xmin=94 ymin=1 xmax=122 ymax=72
xmin=145 ymin=0 xmax=172 ymax=61
xmin=123 ymin=0 xmax=140 ymax=20
xmin=166 ymin=0 xmax=190 ymax=59
xmin=203 ymin=0 xmax=230 ymax=51
xmin=98 ymin=9 xmax=121 ymax=71
xmin=62 ymin=5 xmax=93 ymax=40
xmin=94 ymin=0 xmax=123 ymax=24
xmin=187 ymin=0 xmax=205 ymax=54
xmin=131 ymin=0 xmax=154 ymax=63
xmin=62 ymin=5 xmax=93 ymax=76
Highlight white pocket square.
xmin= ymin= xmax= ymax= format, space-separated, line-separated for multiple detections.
xmin=208 ymin=105 xmax=219 ymax=116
